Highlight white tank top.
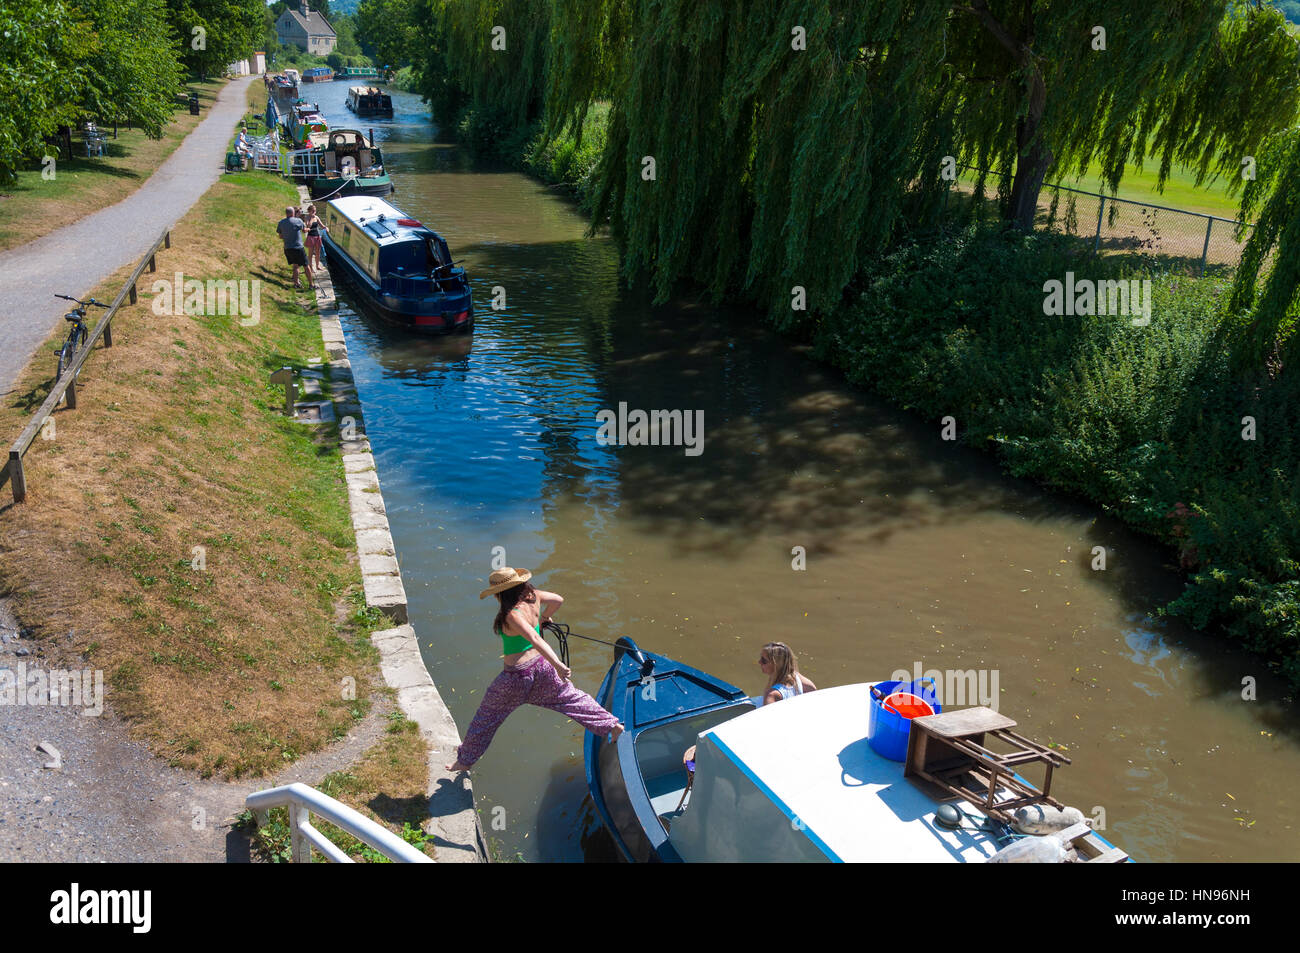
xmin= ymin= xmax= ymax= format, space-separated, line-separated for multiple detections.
xmin=770 ymin=678 xmax=804 ymax=701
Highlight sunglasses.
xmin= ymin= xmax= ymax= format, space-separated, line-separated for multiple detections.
xmin=758 ymin=656 xmax=771 ymax=665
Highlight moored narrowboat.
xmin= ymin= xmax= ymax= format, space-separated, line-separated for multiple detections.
xmin=322 ymin=195 xmax=472 ymax=333
xmin=286 ymin=100 xmax=328 ymax=148
xmin=302 ymin=66 xmax=333 ymax=83
xmin=346 ymin=85 xmax=394 ymax=118
xmin=586 ymin=640 xmax=1133 ymax=863
xmin=300 ymin=128 xmax=393 ymax=199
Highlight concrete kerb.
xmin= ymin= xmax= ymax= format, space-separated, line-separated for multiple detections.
xmin=298 ymin=187 xmax=486 ymax=861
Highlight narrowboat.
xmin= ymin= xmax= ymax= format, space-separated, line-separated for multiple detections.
xmin=346 ymin=85 xmax=394 ymax=118
xmin=585 ymin=639 xmax=1132 ymax=863
xmin=272 ymin=72 xmax=298 ymax=98
xmin=302 ymin=66 xmax=333 ymax=83
xmin=321 ymin=195 xmax=473 ymax=333
xmin=286 ymin=101 xmax=329 ymax=148
xmin=300 ymin=128 xmax=393 ymax=199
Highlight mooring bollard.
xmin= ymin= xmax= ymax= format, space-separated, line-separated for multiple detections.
xmin=270 ymin=367 xmax=296 ymax=416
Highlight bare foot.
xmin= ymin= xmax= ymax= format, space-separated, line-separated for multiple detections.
xmin=610 ymin=723 xmax=625 ymax=743
xmin=445 ymin=760 xmax=470 ymax=773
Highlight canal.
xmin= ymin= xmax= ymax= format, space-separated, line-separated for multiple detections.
xmin=298 ymin=81 xmax=1299 ymax=862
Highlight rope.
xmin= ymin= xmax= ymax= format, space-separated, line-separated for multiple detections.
xmin=539 ymin=621 xmax=623 ymax=669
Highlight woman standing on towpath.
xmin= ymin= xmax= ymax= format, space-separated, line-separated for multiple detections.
xmin=445 ymin=568 xmax=624 ymax=773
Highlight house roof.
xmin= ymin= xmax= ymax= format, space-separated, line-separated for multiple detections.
xmin=281 ymin=6 xmax=336 ymax=38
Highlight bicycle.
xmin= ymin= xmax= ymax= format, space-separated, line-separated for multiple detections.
xmin=54 ymin=294 xmax=107 ymax=384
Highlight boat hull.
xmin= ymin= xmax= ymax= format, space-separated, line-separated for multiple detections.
xmin=307 ymin=174 xmax=394 ymax=199
xmin=322 ymin=234 xmax=472 ymax=335
xmin=584 ymin=639 xmax=755 ymax=863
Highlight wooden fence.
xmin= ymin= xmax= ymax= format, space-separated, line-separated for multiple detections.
xmin=5 ymin=228 xmax=172 ymax=505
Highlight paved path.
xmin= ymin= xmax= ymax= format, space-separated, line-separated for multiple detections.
xmin=0 ymin=76 xmax=258 ymax=399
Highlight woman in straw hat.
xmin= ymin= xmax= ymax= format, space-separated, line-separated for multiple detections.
xmin=445 ymin=568 xmax=624 ymax=773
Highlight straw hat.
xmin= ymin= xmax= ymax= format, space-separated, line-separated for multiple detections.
xmin=479 ymin=567 xmax=532 ymax=599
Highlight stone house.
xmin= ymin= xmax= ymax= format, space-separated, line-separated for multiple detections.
xmin=275 ymin=1 xmax=336 ymax=56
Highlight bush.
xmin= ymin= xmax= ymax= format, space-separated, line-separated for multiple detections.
xmin=814 ymin=222 xmax=1300 ymax=688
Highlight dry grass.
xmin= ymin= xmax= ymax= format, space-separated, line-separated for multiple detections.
xmin=0 ymin=80 xmax=228 ymax=253
xmin=0 ymin=161 xmax=386 ymax=779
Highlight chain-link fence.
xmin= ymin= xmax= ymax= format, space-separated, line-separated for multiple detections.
xmin=945 ymin=169 xmax=1255 ymax=275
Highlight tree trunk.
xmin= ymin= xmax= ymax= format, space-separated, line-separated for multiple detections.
xmin=1009 ymin=70 xmax=1051 ymax=230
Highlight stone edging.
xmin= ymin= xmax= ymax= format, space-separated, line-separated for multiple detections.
xmin=298 ymin=187 xmax=486 ymax=862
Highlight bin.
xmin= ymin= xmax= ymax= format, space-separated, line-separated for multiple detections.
xmin=867 ymin=678 xmax=942 ymax=762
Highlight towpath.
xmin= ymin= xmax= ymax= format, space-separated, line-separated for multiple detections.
xmin=0 ymin=75 xmax=258 ymax=400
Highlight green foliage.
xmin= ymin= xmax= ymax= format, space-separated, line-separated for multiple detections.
xmin=816 ymin=224 xmax=1300 ymax=687
xmin=0 ymin=0 xmax=184 ymax=186
xmin=356 ymin=0 xmax=419 ymax=69
xmin=1228 ymin=126 xmax=1300 ymax=368
xmin=165 ymin=0 xmax=264 ymax=78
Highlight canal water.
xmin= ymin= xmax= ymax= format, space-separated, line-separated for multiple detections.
xmin=299 ymin=81 xmax=1299 ymax=862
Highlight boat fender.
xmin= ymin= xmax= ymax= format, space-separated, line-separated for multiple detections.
xmin=1011 ymin=804 xmax=1087 ymax=835
xmin=986 ymin=835 xmax=1069 ymax=863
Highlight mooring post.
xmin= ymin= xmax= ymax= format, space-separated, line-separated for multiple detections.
xmin=164 ymin=231 xmax=171 ymax=250
xmin=9 ymin=451 xmax=25 ymax=505
xmin=129 ymin=284 xmax=137 ymax=305
xmin=270 ymin=367 xmax=296 ymax=416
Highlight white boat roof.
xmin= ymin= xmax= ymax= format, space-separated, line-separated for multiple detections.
xmin=699 ymin=683 xmax=1007 ymax=862
xmin=326 ymin=196 xmax=431 ymax=245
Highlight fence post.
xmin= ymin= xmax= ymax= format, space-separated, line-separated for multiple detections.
xmin=1200 ymin=218 xmax=1213 ymax=275
xmin=65 ymin=377 xmax=77 ymax=411
xmin=9 ymin=451 xmax=25 ymax=505
xmin=148 ymin=254 xmax=157 ymax=273
xmin=129 ymin=284 xmax=137 ymax=305
xmin=104 ymin=319 xmax=113 ymax=349
xmin=1094 ymin=195 xmax=1105 ymax=253
xmin=290 ymin=804 xmax=313 ymax=863
xmin=164 ymin=231 xmax=171 ymax=250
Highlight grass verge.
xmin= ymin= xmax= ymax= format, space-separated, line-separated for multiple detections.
xmin=0 ymin=79 xmax=227 ymax=253
xmin=0 ymin=133 xmax=392 ymax=778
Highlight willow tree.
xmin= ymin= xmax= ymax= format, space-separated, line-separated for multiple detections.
xmin=411 ymin=0 xmax=551 ymax=127
xmin=558 ymin=0 xmax=951 ymax=321
xmin=942 ymin=0 xmax=1300 ymax=229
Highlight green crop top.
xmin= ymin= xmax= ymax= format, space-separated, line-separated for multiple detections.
xmin=499 ymin=621 xmax=537 ymax=655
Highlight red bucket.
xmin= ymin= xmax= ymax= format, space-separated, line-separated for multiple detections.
xmin=882 ymin=692 xmax=934 ymax=719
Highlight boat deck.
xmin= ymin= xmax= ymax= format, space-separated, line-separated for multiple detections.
xmin=691 ymin=683 xmax=1009 ymax=862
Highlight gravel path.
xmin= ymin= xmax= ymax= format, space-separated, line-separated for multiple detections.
xmin=0 ymin=76 xmax=257 ymax=399
xmin=0 ymin=599 xmax=394 ymax=862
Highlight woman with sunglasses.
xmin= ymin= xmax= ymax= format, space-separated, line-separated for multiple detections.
xmin=445 ymin=568 xmax=624 ymax=773
xmin=758 ymin=641 xmax=816 ymax=705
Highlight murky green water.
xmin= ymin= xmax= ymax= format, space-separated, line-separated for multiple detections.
xmin=301 ymin=82 xmax=1300 ymax=862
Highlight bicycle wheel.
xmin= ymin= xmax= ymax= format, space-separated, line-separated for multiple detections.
xmin=57 ymin=327 xmax=86 ymax=383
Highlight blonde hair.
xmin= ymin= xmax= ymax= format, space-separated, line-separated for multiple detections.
xmin=762 ymin=642 xmax=800 ymax=692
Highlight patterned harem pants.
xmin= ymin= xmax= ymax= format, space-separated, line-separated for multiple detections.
xmin=455 ymin=655 xmax=619 ymax=767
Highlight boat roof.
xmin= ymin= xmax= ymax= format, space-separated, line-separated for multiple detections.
xmin=349 ymin=85 xmax=385 ymax=95
xmin=699 ymin=683 xmax=1008 ymax=862
xmin=326 ymin=196 xmax=438 ymax=245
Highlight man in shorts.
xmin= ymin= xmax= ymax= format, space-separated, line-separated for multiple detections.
xmin=276 ymin=207 xmax=308 ymax=289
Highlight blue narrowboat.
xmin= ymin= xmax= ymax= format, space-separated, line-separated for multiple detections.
xmin=585 ymin=640 xmax=1133 ymax=863
xmin=321 ymin=196 xmax=473 ymax=333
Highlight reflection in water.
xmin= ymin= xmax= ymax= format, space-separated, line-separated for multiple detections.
xmin=308 ymin=81 xmax=1300 ymax=863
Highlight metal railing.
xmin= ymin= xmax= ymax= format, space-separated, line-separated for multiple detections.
xmin=947 ymin=165 xmax=1255 ymax=273
xmin=5 ymin=228 xmax=171 ymax=505
xmin=244 ymin=782 xmax=433 ymax=863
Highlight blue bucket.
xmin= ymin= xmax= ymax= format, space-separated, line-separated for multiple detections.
xmin=867 ymin=678 xmax=942 ymax=762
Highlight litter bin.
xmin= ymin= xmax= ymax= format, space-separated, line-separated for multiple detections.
xmin=189 ymin=92 xmax=200 ymax=116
